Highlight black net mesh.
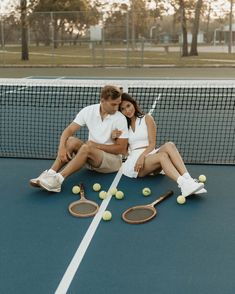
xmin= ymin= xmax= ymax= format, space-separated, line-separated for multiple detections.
xmin=1 ymin=79 xmax=234 ymax=164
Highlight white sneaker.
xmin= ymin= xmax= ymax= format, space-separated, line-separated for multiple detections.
xmin=38 ymin=173 xmax=64 ymax=193
xmin=190 ymin=179 xmax=207 ymax=194
xmin=179 ymin=179 xmax=204 ymax=197
xmin=29 ymin=170 xmax=50 ymax=187
xmin=194 ymin=187 xmax=207 ymax=194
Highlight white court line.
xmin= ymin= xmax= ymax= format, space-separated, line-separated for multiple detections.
xmin=55 ymin=168 xmax=123 ymax=294
xmin=148 ymin=94 xmax=161 ymax=115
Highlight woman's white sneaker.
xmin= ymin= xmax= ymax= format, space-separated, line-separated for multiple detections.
xmin=179 ymin=179 xmax=204 ymax=197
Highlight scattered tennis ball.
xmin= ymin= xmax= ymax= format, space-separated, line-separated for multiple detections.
xmin=177 ymin=195 xmax=186 ymax=205
xmin=99 ymin=190 xmax=107 ymax=200
xmin=72 ymin=185 xmax=80 ymax=194
xmin=102 ymin=210 xmax=112 ymax=221
xmin=142 ymin=187 xmax=151 ymax=196
xmin=198 ymin=175 xmax=206 ymax=183
xmin=93 ymin=183 xmax=101 ymax=192
xmin=115 ymin=190 xmax=124 ymax=200
xmin=109 ymin=187 xmax=118 ymax=195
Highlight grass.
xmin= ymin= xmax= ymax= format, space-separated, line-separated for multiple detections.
xmin=1 ymin=44 xmax=235 ymax=67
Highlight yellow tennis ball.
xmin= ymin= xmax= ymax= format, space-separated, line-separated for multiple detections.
xmin=177 ymin=195 xmax=186 ymax=204
xmin=99 ymin=190 xmax=107 ymax=200
xmin=198 ymin=175 xmax=206 ymax=183
xmin=72 ymin=185 xmax=80 ymax=194
xmin=102 ymin=210 xmax=112 ymax=221
xmin=109 ymin=187 xmax=117 ymax=195
xmin=115 ymin=190 xmax=124 ymax=200
xmin=93 ymin=183 xmax=101 ymax=192
xmin=142 ymin=187 xmax=151 ymax=196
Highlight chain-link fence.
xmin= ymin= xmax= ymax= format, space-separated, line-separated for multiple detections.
xmin=1 ymin=9 xmax=235 ymax=66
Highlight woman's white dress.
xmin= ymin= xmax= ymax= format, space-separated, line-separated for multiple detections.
xmin=122 ymin=115 xmax=159 ymax=178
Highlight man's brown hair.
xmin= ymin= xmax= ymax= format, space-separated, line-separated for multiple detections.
xmin=101 ymin=85 xmax=122 ymax=100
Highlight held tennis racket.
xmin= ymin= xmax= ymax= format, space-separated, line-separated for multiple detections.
xmin=122 ymin=190 xmax=174 ymax=224
xmin=68 ymin=183 xmax=99 ymax=218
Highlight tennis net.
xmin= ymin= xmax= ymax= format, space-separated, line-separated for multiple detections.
xmin=0 ymin=78 xmax=234 ymax=164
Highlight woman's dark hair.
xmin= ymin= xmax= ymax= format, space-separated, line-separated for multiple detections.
xmin=120 ymin=93 xmax=144 ymax=127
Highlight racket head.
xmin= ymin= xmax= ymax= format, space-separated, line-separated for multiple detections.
xmin=69 ymin=199 xmax=99 ymax=218
xmin=122 ymin=205 xmax=157 ymax=224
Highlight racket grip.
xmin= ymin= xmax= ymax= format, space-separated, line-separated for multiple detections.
xmin=161 ymin=190 xmax=173 ymax=200
xmin=154 ymin=190 xmax=174 ymax=205
xmin=79 ymin=183 xmax=85 ymax=198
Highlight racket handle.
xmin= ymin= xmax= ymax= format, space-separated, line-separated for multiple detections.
xmin=152 ymin=190 xmax=174 ymax=206
xmin=79 ymin=183 xmax=85 ymax=199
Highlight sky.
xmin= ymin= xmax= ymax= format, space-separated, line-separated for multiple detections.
xmin=0 ymin=0 xmax=15 ymax=14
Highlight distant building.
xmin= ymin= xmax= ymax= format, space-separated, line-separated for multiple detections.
xmin=213 ymin=24 xmax=235 ymax=45
xmin=179 ymin=31 xmax=204 ymax=44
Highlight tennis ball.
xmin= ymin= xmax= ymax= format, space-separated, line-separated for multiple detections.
xmin=198 ymin=175 xmax=206 ymax=183
xmin=99 ymin=190 xmax=107 ymax=200
xmin=109 ymin=187 xmax=117 ymax=196
xmin=72 ymin=185 xmax=80 ymax=194
xmin=93 ymin=183 xmax=101 ymax=192
xmin=115 ymin=190 xmax=124 ymax=200
xmin=102 ymin=210 xmax=112 ymax=221
xmin=177 ymin=195 xmax=186 ymax=205
xmin=142 ymin=187 xmax=151 ymax=196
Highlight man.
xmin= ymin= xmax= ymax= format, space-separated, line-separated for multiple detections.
xmin=30 ymin=85 xmax=128 ymax=192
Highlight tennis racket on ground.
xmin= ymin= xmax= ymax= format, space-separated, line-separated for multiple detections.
xmin=68 ymin=183 xmax=99 ymax=218
xmin=122 ymin=190 xmax=174 ymax=224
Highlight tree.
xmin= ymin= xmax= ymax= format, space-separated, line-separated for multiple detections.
xmin=30 ymin=0 xmax=100 ymax=48
xmin=103 ymin=5 xmax=129 ymax=43
xmin=190 ymin=0 xmax=203 ymax=56
xmin=178 ymin=0 xmax=188 ymax=56
xmin=21 ymin=0 xmax=29 ymax=60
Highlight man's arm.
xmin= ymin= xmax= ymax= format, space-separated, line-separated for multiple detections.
xmin=87 ymin=138 xmax=128 ymax=155
xmin=58 ymin=122 xmax=81 ymax=161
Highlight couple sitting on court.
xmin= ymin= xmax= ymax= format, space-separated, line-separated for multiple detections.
xmin=30 ymin=85 xmax=206 ymax=197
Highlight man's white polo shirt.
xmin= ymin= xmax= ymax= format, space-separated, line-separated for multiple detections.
xmin=73 ymin=103 xmax=128 ymax=145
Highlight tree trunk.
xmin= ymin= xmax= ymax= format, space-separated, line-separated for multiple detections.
xmin=179 ymin=0 xmax=188 ymax=56
xmin=190 ymin=0 xmax=203 ymax=56
xmin=205 ymin=2 xmax=212 ymax=43
xmin=21 ymin=0 xmax=29 ymax=60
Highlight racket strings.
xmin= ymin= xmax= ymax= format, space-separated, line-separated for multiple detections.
xmin=124 ymin=208 xmax=155 ymax=222
xmin=70 ymin=202 xmax=98 ymax=215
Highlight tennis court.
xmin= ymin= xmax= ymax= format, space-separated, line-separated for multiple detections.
xmin=1 ymin=77 xmax=235 ymax=294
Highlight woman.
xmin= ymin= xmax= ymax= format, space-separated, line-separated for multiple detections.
xmin=112 ymin=93 xmax=206 ymax=197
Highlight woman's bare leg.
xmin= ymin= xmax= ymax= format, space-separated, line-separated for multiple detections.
xmin=159 ymin=142 xmax=187 ymax=175
xmin=138 ymin=151 xmax=181 ymax=181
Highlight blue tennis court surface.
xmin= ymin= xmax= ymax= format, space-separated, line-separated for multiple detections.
xmin=1 ymin=157 xmax=235 ymax=294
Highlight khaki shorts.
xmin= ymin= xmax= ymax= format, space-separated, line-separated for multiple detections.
xmin=86 ymin=151 xmax=122 ymax=173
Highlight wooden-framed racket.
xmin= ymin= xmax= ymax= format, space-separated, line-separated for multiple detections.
xmin=122 ymin=190 xmax=174 ymax=224
xmin=68 ymin=183 xmax=99 ymax=218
